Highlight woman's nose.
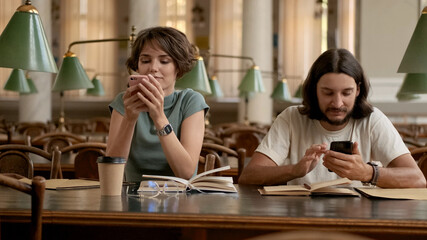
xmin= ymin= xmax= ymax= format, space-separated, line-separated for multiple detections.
xmin=149 ymin=60 xmax=160 ymax=73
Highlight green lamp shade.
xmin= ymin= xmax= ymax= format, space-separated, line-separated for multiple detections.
xmin=398 ymin=7 xmax=427 ymax=73
xmin=52 ymin=54 xmax=94 ymax=91
xmin=21 ymin=77 xmax=38 ymax=94
xmin=176 ymin=57 xmax=212 ymax=95
xmin=3 ymin=69 xmax=30 ymax=93
xmin=396 ymin=73 xmax=427 ymax=95
xmin=208 ymin=76 xmax=223 ymax=97
xmin=0 ymin=3 xmax=58 ymax=73
xmin=238 ymin=65 xmax=265 ymax=95
xmin=271 ymin=79 xmax=292 ymax=101
xmin=293 ymin=84 xmax=303 ymax=98
xmin=86 ymin=77 xmax=105 ymax=96
xmin=396 ymin=92 xmax=420 ymax=101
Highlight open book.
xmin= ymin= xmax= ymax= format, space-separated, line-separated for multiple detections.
xmin=258 ymin=177 xmax=359 ymax=196
xmin=140 ymin=165 xmax=237 ymax=193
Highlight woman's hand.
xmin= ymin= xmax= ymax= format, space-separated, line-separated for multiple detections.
xmin=123 ymin=77 xmax=149 ymax=122
xmin=134 ymin=74 xmax=167 ymax=126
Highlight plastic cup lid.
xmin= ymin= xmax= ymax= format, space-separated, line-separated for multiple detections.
xmin=97 ymin=156 xmax=126 ymax=164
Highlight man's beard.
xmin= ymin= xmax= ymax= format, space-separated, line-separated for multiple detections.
xmin=321 ymin=107 xmax=353 ymax=126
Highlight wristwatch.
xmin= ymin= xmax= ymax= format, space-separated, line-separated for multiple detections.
xmin=366 ymin=162 xmax=379 ymax=186
xmin=156 ymin=123 xmax=173 ymax=136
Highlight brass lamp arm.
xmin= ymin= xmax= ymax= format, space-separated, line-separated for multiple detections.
xmin=67 ymin=25 xmax=136 ymax=52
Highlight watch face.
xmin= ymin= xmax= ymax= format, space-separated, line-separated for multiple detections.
xmin=164 ymin=124 xmax=173 ymax=134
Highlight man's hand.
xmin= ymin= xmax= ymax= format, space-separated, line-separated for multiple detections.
xmin=294 ymin=143 xmax=328 ymax=178
xmin=323 ymin=142 xmax=372 ymax=181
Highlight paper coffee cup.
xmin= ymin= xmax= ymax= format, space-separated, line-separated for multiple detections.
xmin=97 ymin=156 xmax=126 ymax=196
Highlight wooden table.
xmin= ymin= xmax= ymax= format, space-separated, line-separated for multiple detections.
xmin=1 ymin=184 xmax=427 ymax=240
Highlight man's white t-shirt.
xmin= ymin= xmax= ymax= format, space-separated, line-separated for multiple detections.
xmin=256 ymin=106 xmax=409 ymax=186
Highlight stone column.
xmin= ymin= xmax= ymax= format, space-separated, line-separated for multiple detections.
xmin=129 ymin=0 xmax=159 ymax=31
xmin=19 ymin=0 xmax=53 ymax=123
xmin=241 ymin=0 xmax=273 ymax=124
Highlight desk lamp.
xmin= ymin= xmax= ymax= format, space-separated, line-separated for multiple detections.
xmin=52 ymin=26 xmax=136 ymax=131
xmin=271 ymin=78 xmax=292 ymax=102
xmin=396 ymin=7 xmax=427 ymax=100
xmin=86 ymin=74 xmax=105 ymax=96
xmin=0 ymin=0 xmax=57 ymax=73
xmin=175 ymin=56 xmax=212 ymax=95
xmin=208 ymin=75 xmax=224 ymax=98
xmin=3 ymin=69 xmax=30 ymax=93
xmin=209 ymin=54 xmax=264 ymax=124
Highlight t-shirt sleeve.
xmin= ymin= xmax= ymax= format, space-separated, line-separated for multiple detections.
xmin=370 ymin=108 xmax=410 ymax=167
xmin=180 ymin=89 xmax=210 ymax=119
xmin=109 ymin=92 xmax=125 ymax=115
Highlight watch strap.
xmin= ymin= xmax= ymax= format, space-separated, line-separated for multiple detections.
xmin=157 ymin=123 xmax=173 ymax=136
xmin=367 ymin=162 xmax=379 ymax=185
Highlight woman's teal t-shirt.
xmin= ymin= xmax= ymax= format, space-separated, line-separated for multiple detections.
xmin=109 ymin=88 xmax=209 ymax=182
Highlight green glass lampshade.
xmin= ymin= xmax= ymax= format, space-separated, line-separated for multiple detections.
xmin=238 ymin=65 xmax=265 ymax=97
xmin=0 ymin=2 xmax=57 ymax=73
xmin=398 ymin=7 xmax=427 ymax=73
xmin=396 ymin=73 xmax=427 ymax=95
xmin=52 ymin=52 xmax=94 ymax=91
xmin=21 ymin=77 xmax=38 ymax=94
xmin=176 ymin=57 xmax=212 ymax=95
xmin=208 ymin=76 xmax=223 ymax=97
xmin=86 ymin=77 xmax=105 ymax=96
xmin=271 ymin=78 xmax=292 ymax=101
xmin=3 ymin=69 xmax=30 ymax=93
xmin=396 ymin=92 xmax=420 ymax=102
xmin=293 ymin=84 xmax=303 ymax=98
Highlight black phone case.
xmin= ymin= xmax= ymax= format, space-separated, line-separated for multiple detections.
xmin=330 ymin=141 xmax=353 ymax=154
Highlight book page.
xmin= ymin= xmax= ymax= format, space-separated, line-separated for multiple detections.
xmin=188 ymin=165 xmax=231 ymax=183
xmin=309 ymin=178 xmax=352 ymax=191
xmin=263 ymin=185 xmax=309 ymax=192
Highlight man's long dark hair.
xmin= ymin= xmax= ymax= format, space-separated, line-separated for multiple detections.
xmin=298 ymin=48 xmax=373 ymax=119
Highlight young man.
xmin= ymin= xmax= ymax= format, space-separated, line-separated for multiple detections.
xmin=239 ymin=48 xmax=426 ymax=188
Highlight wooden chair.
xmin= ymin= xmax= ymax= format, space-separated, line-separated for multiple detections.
xmin=203 ymin=134 xmax=224 ymax=145
xmin=15 ymin=121 xmax=53 ymax=139
xmin=0 ymin=174 xmax=45 ymax=240
xmin=410 ymin=146 xmax=427 ymax=181
xmin=65 ymin=119 xmax=91 ymax=134
xmin=0 ymin=144 xmax=62 ymax=179
xmin=201 ymin=142 xmax=246 ymax=182
xmin=60 ymin=142 xmax=107 ymax=180
xmin=0 ymin=118 xmax=14 ymax=144
xmin=31 ymin=132 xmax=87 ymax=153
xmin=220 ymin=125 xmax=267 ymax=157
xmin=198 ymin=153 xmax=216 ymax=175
xmin=89 ymin=117 xmax=110 ymax=133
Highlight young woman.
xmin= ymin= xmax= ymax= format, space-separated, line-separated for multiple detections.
xmin=106 ymin=27 xmax=209 ymax=182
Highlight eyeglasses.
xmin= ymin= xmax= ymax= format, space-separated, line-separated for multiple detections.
xmin=131 ymin=180 xmax=184 ymax=198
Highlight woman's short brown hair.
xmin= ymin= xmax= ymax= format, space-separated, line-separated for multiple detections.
xmin=126 ymin=26 xmax=195 ymax=79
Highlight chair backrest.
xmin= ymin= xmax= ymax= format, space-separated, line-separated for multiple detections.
xmin=220 ymin=126 xmax=267 ymax=157
xmin=61 ymin=142 xmax=107 ymax=180
xmin=32 ymin=132 xmax=87 ymax=153
xmin=198 ymin=153 xmax=216 ymax=175
xmin=16 ymin=122 xmax=52 ymax=139
xmin=0 ymin=144 xmax=62 ymax=179
xmin=201 ymin=142 xmax=246 ymax=182
xmin=410 ymin=146 xmax=427 ymax=181
xmin=0 ymin=174 xmax=45 ymax=240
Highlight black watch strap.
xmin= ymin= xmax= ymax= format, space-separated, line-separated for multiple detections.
xmin=366 ymin=162 xmax=379 ymax=185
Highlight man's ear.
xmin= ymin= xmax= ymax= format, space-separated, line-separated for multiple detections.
xmin=356 ymin=82 xmax=361 ymax=97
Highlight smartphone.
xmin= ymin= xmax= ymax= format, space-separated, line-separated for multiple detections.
xmin=328 ymin=141 xmax=353 ymax=172
xmin=128 ymin=75 xmax=145 ymax=95
xmin=330 ymin=141 xmax=353 ymax=154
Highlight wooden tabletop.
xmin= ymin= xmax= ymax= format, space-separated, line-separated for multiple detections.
xmin=1 ymin=184 xmax=427 ymax=240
